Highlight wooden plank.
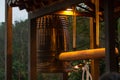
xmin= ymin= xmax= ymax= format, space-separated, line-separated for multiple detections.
xmin=5 ymin=1 xmax=12 ymax=80
xmin=28 ymin=15 xmax=37 ymax=80
xmin=29 ymin=0 xmax=84 ymax=19
xmin=104 ymin=0 xmax=118 ymax=72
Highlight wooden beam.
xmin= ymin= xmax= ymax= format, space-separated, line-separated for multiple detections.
xmin=104 ymin=0 xmax=118 ymax=72
xmin=5 ymin=0 xmax=12 ymax=80
xmin=29 ymin=0 xmax=84 ymax=19
xmin=59 ymin=48 xmax=118 ymax=61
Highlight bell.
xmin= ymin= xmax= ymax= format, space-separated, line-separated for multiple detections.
xmin=36 ymin=15 xmax=69 ymax=72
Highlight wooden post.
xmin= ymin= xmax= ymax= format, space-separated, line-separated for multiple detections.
xmin=5 ymin=0 xmax=12 ymax=80
xmin=95 ymin=0 xmax=100 ymax=47
xmin=104 ymin=0 xmax=118 ymax=72
xmin=72 ymin=6 xmax=77 ymax=50
xmin=28 ymin=14 xmax=37 ymax=80
xmin=90 ymin=0 xmax=100 ymax=80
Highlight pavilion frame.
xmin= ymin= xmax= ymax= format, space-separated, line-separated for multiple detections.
xmin=5 ymin=0 xmax=119 ymax=80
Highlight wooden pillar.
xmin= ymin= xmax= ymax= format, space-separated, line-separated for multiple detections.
xmin=104 ymin=0 xmax=118 ymax=72
xmin=90 ymin=0 xmax=100 ymax=80
xmin=72 ymin=6 xmax=77 ymax=51
xmin=5 ymin=0 xmax=12 ymax=80
xmin=28 ymin=14 xmax=37 ymax=80
xmin=90 ymin=18 xmax=100 ymax=80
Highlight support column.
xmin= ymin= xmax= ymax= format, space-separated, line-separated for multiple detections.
xmin=72 ymin=6 xmax=77 ymax=51
xmin=90 ymin=0 xmax=100 ymax=80
xmin=5 ymin=0 xmax=12 ymax=80
xmin=28 ymin=15 xmax=37 ymax=80
xmin=90 ymin=17 xmax=100 ymax=80
xmin=104 ymin=0 xmax=118 ymax=72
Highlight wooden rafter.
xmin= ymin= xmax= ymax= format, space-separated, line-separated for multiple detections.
xmin=29 ymin=0 xmax=84 ymax=19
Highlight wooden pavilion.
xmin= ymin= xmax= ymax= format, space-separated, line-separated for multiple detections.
xmin=5 ymin=0 xmax=120 ymax=80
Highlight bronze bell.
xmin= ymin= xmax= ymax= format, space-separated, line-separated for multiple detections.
xmin=36 ymin=15 xmax=69 ymax=72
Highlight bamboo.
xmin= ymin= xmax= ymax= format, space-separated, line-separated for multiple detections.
xmin=59 ymin=48 xmax=118 ymax=61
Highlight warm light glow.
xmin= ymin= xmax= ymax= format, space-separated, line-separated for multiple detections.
xmin=62 ymin=11 xmax=74 ymax=15
xmin=55 ymin=10 xmax=74 ymax=15
xmin=74 ymin=65 xmax=79 ymax=69
xmin=66 ymin=8 xmax=73 ymax=11
xmin=55 ymin=8 xmax=77 ymax=15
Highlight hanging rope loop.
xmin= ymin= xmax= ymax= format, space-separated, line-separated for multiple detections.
xmin=82 ymin=63 xmax=92 ymax=80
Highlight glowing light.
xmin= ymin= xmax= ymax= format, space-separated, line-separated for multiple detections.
xmin=66 ymin=8 xmax=73 ymax=11
xmin=62 ymin=11 xmax=73 ymax=15
xmin=74 ymin=65 xmax=79 ymax=69
xmin=55 ymin=8 xmax=77 ymax=15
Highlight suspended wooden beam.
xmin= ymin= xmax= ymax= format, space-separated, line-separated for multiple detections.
xmin=59 ymin=48 xmax=118 ymax=61
xmin=29 ymin=0 xmax=84 ymax=19
xmin=5 ymin=0 xmax=12 ymax=80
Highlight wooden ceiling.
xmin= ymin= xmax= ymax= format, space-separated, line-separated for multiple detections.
xmin=7 ymin=0 xmax=83 ymax=11
xmin=7 ymin=0 xmax=120 ymax=18
xmin=7 ymin=0 xmax=92 ymax=12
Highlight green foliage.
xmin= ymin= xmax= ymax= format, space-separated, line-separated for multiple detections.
xmin=12 ymin=20 xmax=29 ymax=80
xmin=0 ymin=20 xmax=29 ymax=80
xmin=68 ymin=16 xmax=90 ymax=50
xmin=69 ymin=70 xmax=82 ymax=80
xmin=0 ymin=22 xmax=5 ymax=80
xmin=0 ymin=68 xmax=5 ymax=80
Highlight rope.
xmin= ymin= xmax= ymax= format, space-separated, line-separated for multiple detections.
xmin=82 ymin=63 xmax=92 ymax=80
